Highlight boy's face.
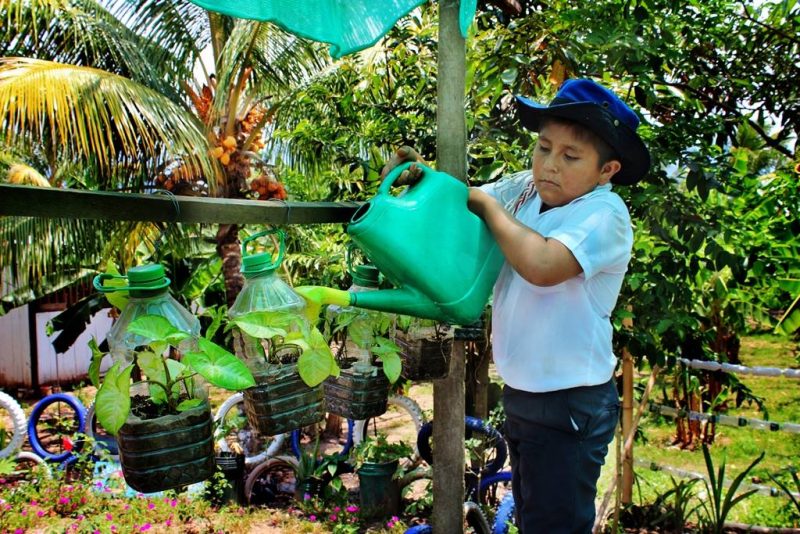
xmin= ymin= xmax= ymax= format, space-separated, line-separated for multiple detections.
xmin=532 ymin=122 xmax=621 ymax=207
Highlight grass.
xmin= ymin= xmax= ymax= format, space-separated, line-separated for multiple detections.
xmin=620 ymin=333 xmax=800 ymax=528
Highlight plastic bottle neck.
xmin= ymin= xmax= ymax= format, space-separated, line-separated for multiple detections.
xmin=128 ymin=287 xmax=170 ymax=299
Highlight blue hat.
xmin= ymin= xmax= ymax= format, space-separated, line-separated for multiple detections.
xmin=516 ymin=78 xmax=651 ymax=185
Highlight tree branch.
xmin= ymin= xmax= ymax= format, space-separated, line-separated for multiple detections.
xmin=658 ymin=79 xmax=794 ymax=158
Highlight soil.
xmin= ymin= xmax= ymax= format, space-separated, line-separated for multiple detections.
xmin=129 ymin=394 xmax=190 ymax=419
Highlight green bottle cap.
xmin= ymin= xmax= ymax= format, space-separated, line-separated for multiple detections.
xmin=241 ymin=253 xmax=279 ymax=277
xmin=352 ymin=264 xmax=380 ymax=288
xmin=127 ymin=264 xmax=167 ymax=288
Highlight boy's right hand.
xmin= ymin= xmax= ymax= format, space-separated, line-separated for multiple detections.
xmin=380 ymin=146 xmax=425 ymax=186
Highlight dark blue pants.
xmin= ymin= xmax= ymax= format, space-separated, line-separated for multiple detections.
xmin=503 ymin=380 xmax=619 ymax=534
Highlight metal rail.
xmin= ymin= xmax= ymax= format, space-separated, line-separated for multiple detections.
xmin=0 ymin=184 xmax=360 ymax=225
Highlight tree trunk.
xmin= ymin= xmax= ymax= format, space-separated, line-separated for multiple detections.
xmin=216 ymin=223 xmax=244 ymax=309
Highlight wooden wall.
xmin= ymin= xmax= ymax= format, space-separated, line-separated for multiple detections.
xmin=0 ymin=305 xmax=113 ymax=390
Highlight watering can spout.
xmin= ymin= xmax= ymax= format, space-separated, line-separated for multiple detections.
xmin=349 ymin=287 xmax=443 ymax=322
xmin=294 ymin=285 xmax=445 ymax=323
xmin=294 ymin=286 xmax=351 ymax=321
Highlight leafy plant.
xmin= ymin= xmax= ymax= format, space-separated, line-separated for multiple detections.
xmin=228 ymin=309 xmax=338 ymax=387
xmin=351 ymin=433 xmax=413 ymax=470
xmin=697 ymin=443 xmax=764 ymax=534
xmin=92 ymin=315 xmax=256 ymax=435
xmin=395 ymin=315 xmax=451 ymax=342
xmin=327 ymin=308 xmax=403 ymax=383
xmin=292 ymin=435 xmax=342 ymax=485
xmin=770 ymin=468 xmax=800 ymax=517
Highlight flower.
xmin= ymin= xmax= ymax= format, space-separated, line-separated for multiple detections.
xmin=148 ymin=502 xmax=155 ymax=510
xmin=346 ymin=505 xmax=358 ymax=513
xmin=309 ymin=514 xmax=317 ymax=522
xmin=140 ymin=524 xmax=151 ymax=531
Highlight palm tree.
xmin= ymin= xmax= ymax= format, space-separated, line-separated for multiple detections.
xmin=0 ymin=0 xmax=329 ymax=308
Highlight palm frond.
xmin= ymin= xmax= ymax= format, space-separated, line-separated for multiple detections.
xmin=1 ymin=0 xmax=193 ymax=98
xmin=102 ymin=0 xmax=210 ymax=86
xmin=0 ymin=215 xmax=109 ymax=308
xmin=0 ymin=212 xmax=211 ymax=309
xmin=212 ymin=20 xmax=330 ymax=126
xmin=0 ymin=58 xmax=221 ymax=189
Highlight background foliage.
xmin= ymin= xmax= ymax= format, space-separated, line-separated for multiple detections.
xmin=1 ymin=0 xmax=798 ymax=370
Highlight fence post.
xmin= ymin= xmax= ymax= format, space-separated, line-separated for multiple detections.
xmin=621 ymin=314 xmax=634 ymax=504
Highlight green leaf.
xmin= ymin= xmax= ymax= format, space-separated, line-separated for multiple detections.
xmin=202 ymin=305 xmax=227 ymax=340
xmin=776 ymin=307 xmax=800 ymax=335
xmin=96 ymin=362 xmax=133 ymax=436
xmin=230 ymin=311 xmax=293 ymax=339
xmin=500 ymin=67 xmax=518 ymax=85
xmin=347 ymin=316 xmax=373 ymax=348
xmin=103 ymin=262 xmax=129 ymax=312
xmin=87 ymin=337 xmax=106 ymax=388
xmin=137 ymin=350 xmax=161 ymax=378
xmin=184 ymin=337 xmax=256 ymax=390
xmin=297 ymin=344 xmax=336 ymax=387
xmin=473 ymin=161 xmax=506 ymax=183
xmin=138 ymin=351 xmax=184 ymax=404
xmin=177 ymin=398 xmax=204 ymax=412
xmin=127 ymin=315 xmax=187 ymax=345
xmin=371 ymin=337 xmax=402 ymax=383
xmin=733 ymin=150 xmax=749 ymax=175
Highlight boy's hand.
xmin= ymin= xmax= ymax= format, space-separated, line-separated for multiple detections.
xmin=380 ymin=146 xmax=425 ymax=186
xmin=467 ymin=187 xmax=494 ymax=218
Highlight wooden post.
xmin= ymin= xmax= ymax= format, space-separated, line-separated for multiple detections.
xmin=433 ymin=1 xmax=467 ymax=532
xmin=621 ymin=316 xmax=634 ymax=503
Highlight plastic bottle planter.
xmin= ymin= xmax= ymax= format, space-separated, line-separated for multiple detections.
xmin=396 ymin=333 xmax=454 ymax=381
xmin=324 ymin=360 xmax=390 ymax=420
xmin=214 ymin=452 xmax=246 ymax=505
xmin=357 ymin=459 xmax=401 ymax=520
xmin=242 ymin=363 xmax=325 ymax=436
xmin=116 ymin=401 xmax=215 ymax=493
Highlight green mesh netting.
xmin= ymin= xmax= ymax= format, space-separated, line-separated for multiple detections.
xmin=188 ymin=0 xmax=475 ymax=58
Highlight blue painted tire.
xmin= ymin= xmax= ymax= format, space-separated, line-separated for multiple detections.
xmin=404 ymin=525 xmax=432 ymax=534
xmin=492 ymin=492 xmax=516 ymax=534
xmin=27 ymin=393 xmax=86 ymax=462
xmin=479 ymin=469 xmax=512 ymax=492
xmin=417 ymin=416 xmax=507 ymax=477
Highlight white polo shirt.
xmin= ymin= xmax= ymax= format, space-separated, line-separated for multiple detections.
xmin=482 ymin=171 xmax=633 ymax=393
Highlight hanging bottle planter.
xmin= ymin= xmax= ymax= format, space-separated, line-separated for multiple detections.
xmin=93 ymin=264 xmax=255 ymax=493
xmin=116 ymin=400 xmax=215 ymax=493
xmin=323 ymin=246 xmax=399 ymax=420
xmin=395 ymin=320 xmax=454 ymax=381
xmin=228 ymin=229 xmax=336 ymax=436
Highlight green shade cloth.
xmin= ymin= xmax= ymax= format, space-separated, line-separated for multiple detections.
xmin=188 ymin=0 xmax=475 ymax=58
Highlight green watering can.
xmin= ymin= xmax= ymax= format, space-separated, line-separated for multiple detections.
xmin=296 ymin=162 xmax=505 ymax=325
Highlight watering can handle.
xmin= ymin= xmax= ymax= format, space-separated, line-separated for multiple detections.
xmin=242 ymin=228 xmax=286 ymax=268
xmin=378 ymin=161 xmax=430 ymax=196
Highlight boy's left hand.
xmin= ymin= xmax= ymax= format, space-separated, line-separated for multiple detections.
xmin=467 ymin=187 xmax=493 ymax=218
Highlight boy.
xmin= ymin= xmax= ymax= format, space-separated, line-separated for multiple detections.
xmin=385 ymin=78 xmax=650 ymax=533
